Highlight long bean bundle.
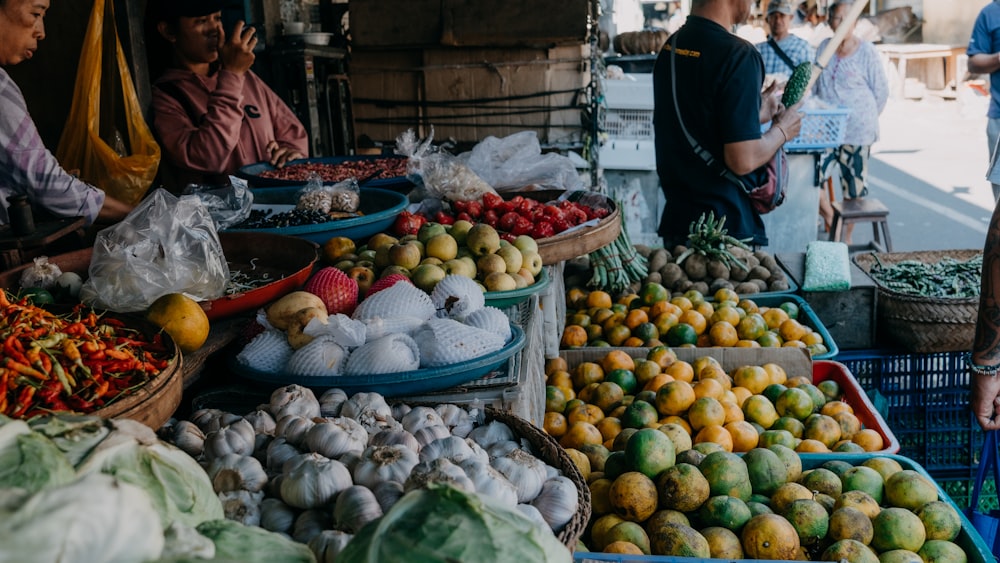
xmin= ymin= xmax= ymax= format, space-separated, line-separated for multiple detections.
xmin=588 ymin=200 xmax=648 ymax=294
xmin=868 ymin=254 xmax=982 ymax=298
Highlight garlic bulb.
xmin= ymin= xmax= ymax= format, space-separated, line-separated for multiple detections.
xmin=413 ymin=424 xmax=451 ymax=449
xmin=353 ymin=444 xmax=420 ymax=488
xmin=270 ymin=384 xmax=321 ymax=421
xmin=530 ymin=476 xmax=578 ymax=532
xmin=468 ymin=420 xmax=515 ymax=448
xmin=280 ymin=453 xmax=353 ymax=509
xmin=400 ymin=406 xmax=445 ymax=435
xmin=436 ymin=404 xmax=474 ymax=437
xmin=391 ymin=402 xmax=411 ymax=421
xmin=491 ymin=447 xmax=548 ymax=503
xmin=340 ymin=392 xmax=394 ymax=434
xmin=459 ymin=458 xmax=519 ymax=508
xmin=404 ymin=458 xmax=476 ymax=494
xmin=260 ymin=497 xmax=297 ymax=534
xmin=305 ymin=417 xmax=368 ymax=460
xmin=190 ymin=408 xmax=225 ymax=433
xmin=516 ymin=503 xmax=551 ymax=534
xmin=266 ymin=437 xmax=301 ymax=474
xmin=218 ymin=489 xmax=264 ymax=526
xmin=372 ymin=480 xmax=404 ymax=513
xmin=208 ymin=453 xmax=269 ymax=493
xmin=319 ymin=388 xmax=349 ymax=417
xmin=219 ymin=411 xmax=245 ymax=428
xmin=252 ymin=433 xmax=273 ymax=465
xmin=486 ymin=439 xmax=521 ymax=459
xmin=203 ymin=419 xmax=256 ymax=460
xmin=419 ymin=435 xmax=489 ymax=465
xmin=308 ymin=529 xmax=353 ymax=563
xmin=339 ymin=450 xmax=363 ymax=473
xmin=275 ymin=415 xmax=316 ymax=448
xmin=169 ymin=420 xmax=205 ymax=458
xmin=333 ymin=485 xmax=384 ymax=533
xmin=293 ymin=508 xmax=332 ymax=544
xmin=368 ymin=429 xmax=420 ymax=452
xmin=543 ymin=463 xmax=560 ymax=481
xmin=243 ymin=409 xmax=277 ymax=435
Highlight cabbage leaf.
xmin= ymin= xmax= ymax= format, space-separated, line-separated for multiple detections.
xmin=339 ymin=484 xmax=571 ymax=563
xmin=28 ymin=412 xmax=111 ymax=466
xmin=194 ymin=519 xmax=316 ymax=562
xmin=0 ymin=422 xmax=75 ymax=494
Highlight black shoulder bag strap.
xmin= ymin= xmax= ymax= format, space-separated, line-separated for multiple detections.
xmin=668 ymin=34 xmax=747 ymax=189
xmin=768 ymin=37 xmax=798 ymax=73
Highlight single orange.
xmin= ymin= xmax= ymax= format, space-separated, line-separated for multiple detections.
xmin=737 ymin=298 xmax=760 ymax=314
xmin=852 ymin=428 xmax=884 ymax=452
xmin=654 ymin=380 xmax=696 ymax=416
xmin=694 ymin=424 xmax=734 ymax=452
xmin=652 ymin=312 xmax=680 ymax=337
xmin=721 ymin=400 xmax=745 ymax=424
xmin=566 ymin=287 xmax=588 ymax=309
xmin=601 ymin=350 xmax=637 ymax=373
xmin=660 ymin=415 xmax=692 ymax=434
xmin=577 ymin=382 xmax=601 ymax=404
xmin=622 ymin=336 xmax=645 ymax=347
xmin=820 ymin=400 xmax=854 ymax=417
xmin=710 ymin=305 xmax=742 ymax=327
xmin=730 ymin=386 xmax=753 ymax=407
xmin=731 ymin=365 xmax=771 ymax=395
xmin=618 ymin=293 xmax=641 ymax=308
xmin=560 ymin=421 xmax=604 ymax=449
xmin=737 ymin=339 xmax=762 ymax=348
xmin=713 ymin=287 xmax=739 ymax=303
xmin=796 ymin=438 xmax=831 ymax=453
xmin=544 ymin=412 xmax=568 ymax=437
xmin=665 ymin=323 xmax=698 ymax=347
xmin=572 ymin=362 xmax=604 ymax=388
xmin=762 ymin=363 xmax=788 ymax=385
xmin=596 ymin=416 xmax=624 ymax=442
xmin=692 ymin=377 xmax=726 ymax=401
xmin=545 ymin=356 xmax=568 ymax=376
xmin=561 ymin=325 xmax=589 ymax=348
xmin=708 ymin=321 xmax=740 ymax=347
xmin=778 ymin=319 xmax=809 ymax=342
xmin=602 ymin=312 xmax=626 ymax=333
xmin=762 ymin=307 xmax=790 ymax=330
xmin=605 ymin=324 xmax=632 ymax=346
xmin=688 ymin=396 xmax=726 ymax=430
xmin=586 ymin=324 xmax=604 ymax=342
xmin=725 ymin=420 xmax=760 ymax=452
xmin=632 ymin=322 xmax=659 ymax=343
xmin=547 ymin=369 xmax=573 ymax=388
xmin=664 ymin=360 xmax=694 ymax=382
xmin=567 ymin=402 xmax=606 ymax=425
xmin=633 ymin=359 xmax=662 ymax=387
xmin=737 ymin=313 xmax=769 ymax=341
xmin=695 ymin=301 xmax=715 ymax=320
xmin=587 ymin=290 xmax=613 ymax=310
xmin=679 ymin=310 xmax=708 ymax=335
xmin=642 ymin=373 xmax=675 ymax=393
xmin=670 ymin=295 xmax=694 ymax=312
xmin=592 ymin=307 xmax=616 ymax=325
xmin=639 ymin=281 xmax=670 ymax=306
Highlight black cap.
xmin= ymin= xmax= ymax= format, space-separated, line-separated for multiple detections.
xmin=152 ymin=0 xmax=234 ymax=21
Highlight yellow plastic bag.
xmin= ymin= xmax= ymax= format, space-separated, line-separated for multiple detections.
xmin=55 ymin=0 xmax=160 ymax=206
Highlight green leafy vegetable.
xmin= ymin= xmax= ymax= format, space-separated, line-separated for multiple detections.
xmin=194 ymin=519 xmax=316 ymax=562
xmin=0 ymin=418 xmax=75 ymax=494
xmin=339 ymin=483 xmax=571 ymax=563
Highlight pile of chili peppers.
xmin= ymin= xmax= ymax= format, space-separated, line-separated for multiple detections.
xmin=0 ymin=291 xmax=173 ymax=418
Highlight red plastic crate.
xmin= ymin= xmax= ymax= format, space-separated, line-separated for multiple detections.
xmin=813 ymin=360 xmax=900 ymax=455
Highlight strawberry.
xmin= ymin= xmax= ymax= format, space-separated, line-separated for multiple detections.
xmin=482 ymin=192 xmax=504 ymax=211
xmin=304 ymin=267 xmax=359 ymax=315
xmin=365 ymin=273 xmax=412 ymax=298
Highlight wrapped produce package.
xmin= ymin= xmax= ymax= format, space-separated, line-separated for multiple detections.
xmin=803 ymin=241 xmax=851 ymax=292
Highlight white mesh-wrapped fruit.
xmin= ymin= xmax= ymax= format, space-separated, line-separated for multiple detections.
xmin=236 ymin=330 xmax=294 ymax=372
xmin=286 ymin=336 xmax=349 ymax=377
xmin=362 ymin=316 xmax=426 ymax=341
xmin=353 ymin=282 xmax=435 ymax=322
xmin=463 ymin=306 xmax=512 ymax=343
xmin=344 ymin=333 xmax=421 ymax=375
xmin=413 ymin=318 xmax=505 ymax=367
xmin=430 ymin=275 xmax=485 ymax=320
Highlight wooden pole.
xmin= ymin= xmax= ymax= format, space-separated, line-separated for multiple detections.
xmin=807 ymin=0 xmax=868 ymax=91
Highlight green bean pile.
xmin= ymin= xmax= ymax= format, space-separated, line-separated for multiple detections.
xmin=867 ymin=254 xmax=982 ymax=298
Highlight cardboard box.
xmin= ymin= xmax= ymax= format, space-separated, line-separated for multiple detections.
xmin=349 ymin=0 xmax=590 ymax=49
xmin=350 ymin=45 xmax=590 ymax=145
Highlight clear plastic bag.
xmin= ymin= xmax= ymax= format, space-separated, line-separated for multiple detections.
xmin=79 ymin=189 xmax=230 ymax=313
xmin=396 ymin=127 xmax=496 ymax=202
xmin=457 ymin=131 xmax=584 ymax=192
xmin=181 ymin=176 xmax=254 ymax=231
xmin=296 ymin=175 xmax=360 ymax=214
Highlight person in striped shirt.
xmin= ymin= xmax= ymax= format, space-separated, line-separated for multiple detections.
xmin=756 ymin=0 xmax=816 ymax=82
xmin=0 ymin=0 xmax=132 ymax=227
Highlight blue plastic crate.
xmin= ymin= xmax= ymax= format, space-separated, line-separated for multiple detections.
xmin=747 ymin=294 xmax=839 ymax=360
xmin=835 ymin=348 xmax=985 ymax=505
xmin=784 ymin=107 xmax=850 ymax=152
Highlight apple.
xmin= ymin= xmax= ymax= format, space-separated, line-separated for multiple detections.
xmin=417 ymin=222 xmax=447 ymax=245
xmin=512 ymin=274 xmax=529 ymax=289
xmin=367 ymin=233 xmax=398 ymax=251
xmin=476 ymin=254 xmax=507 ymax=278
xmin=411 ymin=264 xmax=446 ymax=293
xmin=443 ymin=258 xmax=477 ymax=278
xmin=483 ymin=272 xmax=518 ymax=292
xmin=495 ymin=244 xmax=523 ymax=274
xmin=513 ymin=235 xmax=539 ymax=255
xmin=374 ymin=245 xmax=393 ymax=270
xmin=347 ymin=266 xmax=376 ymax=295
xmin=380 ymin=264 xmax=411 ymax=279
xmin=322 ymin=236 xmax=356 ymax=264
xmin=521 ymin=250 xmax=543 ymax=277
xmin=357 ymin=249 xmax=377 ymax=262
xmin=356 ymin=260 xmax=376 ymax=270
xmin=334 ymin=259 xmax=355 ymax=272
xmin=420 ymin=257 xmax=444 ymax=266
xmin=459 ymin=256 xmax=478 ymax=272
xmin=425 ymin=233 xmax=458 ymax=261
xmin=389 ymin=242 xmax=422 ymax=270
xmin=515 ymin=267 xmax=536 ymax=286
xmin=449 ymin=220 xmax=474 ymax=246
xmin=466 ymin=224 xmax=501 ymax=257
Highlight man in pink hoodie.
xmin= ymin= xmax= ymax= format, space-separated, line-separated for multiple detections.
xmin=146 ymin=0 xmax=308 ymax=189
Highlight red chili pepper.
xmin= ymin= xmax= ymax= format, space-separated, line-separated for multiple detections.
xmin=4 ymin=358 xmax=47 ymax=380
xmin=10 ymin=386 xmax=35 ymax=417
xmin=80 ymin=340 xmax=102 ymax=354
xmin=104 ymin=348 xmax=134 ymax=361
xmin=101 ymin=318 xmax=125 ymax=328
xmin=4 ymin=336 xmax=28 ymax=365
xmin=64 ymin=322 xmax=87 ymax=336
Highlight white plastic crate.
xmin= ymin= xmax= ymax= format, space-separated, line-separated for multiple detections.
xmin=602 ymin=73 xmax=654 ymax=110
xmin=604 ymin=108 xmax=654 ymax=140
xmin=599 ymin=139 xmax=656 ymax=171
xmin=785 ymin=107 xmax=850 ymax=152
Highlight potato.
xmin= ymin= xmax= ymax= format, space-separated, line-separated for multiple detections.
xmin=683 ymin=254 xmax=708 ymax=281
xmin=768 ymin=279 xmax=790 ymax=292
xmin=709 ymin=278 xmax=735 ymax=294
xmin=645 ymin=272 xmax=663 ymax=285
xmin=660 ymin=263 xmax=685 ymax=286
xmin=674 ymin=279 xmax=694 ymax=292
xmin=286 ymin=307 xmax=329 ymax=349
xmin=691 ymin=281 xmax=710 ymax=296
xmin=635 ymin=244 xmax=652 ymax=258
xmin=648 ymin=248 xmax=670 ymax=274
xmin=706 ymin=259 xmax=730 ymax=281
xmin=749 ymin=265 xmax=772 ymax=281
xmin=735 ymin=282 xmax=760 ymax=294
xmin=750 ymin=279 xmax=768 ymax=292
xmin=729 ymin=265 xmax=750 ymax=283
xmin=266 ymin=291 xmax=327 ymax=330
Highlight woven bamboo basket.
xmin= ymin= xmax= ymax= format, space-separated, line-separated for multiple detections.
xmin=853 ymin=249 xmax=981 ymax=353
xmin=505 ymin=190 xmax=621 ymax=265
xmin=486 ymin=407 xmax=591 ymax=552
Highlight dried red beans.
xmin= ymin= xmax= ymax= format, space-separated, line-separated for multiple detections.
xmin=258 ymin=158 xmax=407 ymax=182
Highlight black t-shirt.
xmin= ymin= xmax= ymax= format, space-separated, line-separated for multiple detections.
xmin=652 ymin=16 xmax=767 ymax=245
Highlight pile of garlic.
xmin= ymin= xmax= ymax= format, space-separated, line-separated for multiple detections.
xmin=162 ymin=385 xmax=579 ymax=561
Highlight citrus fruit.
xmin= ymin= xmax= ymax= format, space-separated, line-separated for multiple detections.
xmin=639 ymin=282 xmax=669 ymax=306
xmin=146 ymin=292 xmax=209 ymax=353
xmin=871 ymin=507 xmax=926 ymax=552
xmin=609 ymin=471 xmax=659 ymax=522
xmin=665 ymin=323 xmax=698 ymax=346
xmin=322 ymin=236 xmax=356 ymax=264
xmin=740 ymin=514 xmax=801 ymax=560
xmin=650 ymin=522 xmax=711 ymax=557
xmin=828 ymin=506 xmax=874 ymax=544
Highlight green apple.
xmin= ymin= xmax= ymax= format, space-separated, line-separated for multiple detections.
xmin=417 ymin=222 xmax=447 ymax=244
xmin=425 ymin=233 xmax=458 ymax=261
xmin=374 ymin=245 xmax=393 ymax=270
xmin=495 ymin=244 xmax=523 ymax=274
xmin=476 ymin=254 xmax=507 ymax=278
xmin=516 ymin=268 xmax=536 ymax=286
xmin=380 ymin=264 xmax=411 ymax=279
xmin=357 ymin=248 xmax=378 ymax=262
xmin=334 ymin=259 xmax=355 ymax=272
xmin=411 ymin=264 xmax=446 ymax=293
xmin=449 ymin=220 xmax=474 ymax=246
xmin=483 ymin=272 xmax=518 ymax=292
xmin=521 ymin=250 xmax=543 ymax=277
xmin=420 ymin=257 xmax=444 ymax=266
xmin=466 ymin=224 xmax=501 ymax=258
xmin=513 ymin=235 xmax=539 ymax=254
xmin=443 ymin=258 xmax=476 ymax=278
xmin=347 ymin=266 xmax=376 ymax=295
xmin=389 ymin=241 xmax=422 ymax=270
xmin=367 ymin=232 xmax=399 ymax=251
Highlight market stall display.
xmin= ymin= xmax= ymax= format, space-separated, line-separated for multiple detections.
xmin=853 ymin=249 xmax=980 ymax=353
xmin=238 ymin=155 xmax=414 ymax=193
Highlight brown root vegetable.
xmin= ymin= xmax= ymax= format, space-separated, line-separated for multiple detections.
xmin=768 ymin=279 xmax=790 ymax=292
xmin=674 ymin=279 xmax=694 ymax=292
xmin=735 ymin=282 xmax=760 ymax=295
xmin=750 ymin=279 xmax=768 ymax=292
xmin=729 ymin=265 xmax=749 ymax=282
xmin=645 ymin=272 xmax=663 ymax=285
xmin=628 ymin=280 xmax=642 ymax=294
xmin=749 ymin=265 xmax=771 ymax=281
xmin=672 ymin=245 xmax=688 ymax=257
xmin=706 ymin=259 xmax=730 ymax=281
xmin=683 ymin=253 xmax=709 ymax=280
xmin=709 ymin=278 xmax=735 ymax=294
xmin=635 ymin=244 xmax=652 ymax=258
xmin=660 ymin=263 xmax=685 ymax=286
xmin=691 ymin=281 xmax=710 ymax=296
xmin=648 ymin=249 xmax=670 ymax=274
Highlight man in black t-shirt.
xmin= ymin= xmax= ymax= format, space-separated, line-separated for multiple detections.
xmin=653 ymin=0 xmax=802 ymax=247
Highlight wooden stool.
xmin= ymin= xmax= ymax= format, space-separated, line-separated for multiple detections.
xmin=828 ymin=198 xmax=893 ymax=251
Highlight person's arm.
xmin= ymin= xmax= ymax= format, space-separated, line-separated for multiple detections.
xmin=94 ymin=194 xmax=133 ymax=225
xmin=968 ymin=11 xmax=1000 ymax=74
xmin=724 ymin=102 xmax=803 ymax=175
xmin=972 ymin=198 xmax=1000 ymax=430
xmin=260 ymin=76 xmax=309 ymax=167
xmin=866 ymin=45 xmax=889 ymax=114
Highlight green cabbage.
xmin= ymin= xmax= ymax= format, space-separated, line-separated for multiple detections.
xmin=194 ymin=519 xmax=316 ymax=562
xmin=28 ymin=412 xmax=111 ymax=465
xmin=339 ymin=484 xmax=572 ymax=563
xmin=0 ymin=418 xmax=75 ymax=494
